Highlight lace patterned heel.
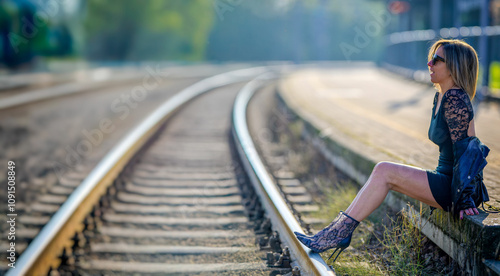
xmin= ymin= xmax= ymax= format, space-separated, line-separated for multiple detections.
xmin=293 ymin=211 xmax=359 ymax=255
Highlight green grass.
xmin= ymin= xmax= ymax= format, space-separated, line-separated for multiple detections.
xmin=377 ymin=208 xmax=427 ymax=275
xmin=329 ymin=254 xmax=385 ymax=276
xmin=310 ymin=179 xmax=385 ymax=275
xmin=311 ymin=179 xmax=358 ymax=213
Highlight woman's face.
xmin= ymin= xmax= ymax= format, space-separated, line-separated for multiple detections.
xmin=428 ymin=46 xmax=451 ymax=85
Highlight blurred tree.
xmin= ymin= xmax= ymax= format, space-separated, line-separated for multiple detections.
xmin=84 ymin=0 xmax=214 ymax=61
xmin=0 ymin=0 xmax=75 ymax=69
xmin=0 ymin=0 xmax=52 ymax=68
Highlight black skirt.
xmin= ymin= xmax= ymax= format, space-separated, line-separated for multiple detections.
xmin=426 ymin=169 xmax=453 ymax=211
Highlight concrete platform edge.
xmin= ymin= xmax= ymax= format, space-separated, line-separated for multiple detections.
xmin=275 ymin=85 xmax=499 ymax=276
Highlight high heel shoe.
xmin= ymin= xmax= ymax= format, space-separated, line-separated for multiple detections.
xmin=294 ymin=211 xmax=359 ymax=262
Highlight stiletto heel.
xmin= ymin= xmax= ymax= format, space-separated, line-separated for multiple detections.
xmin=328 ymin=246 xmax=346 ymax=263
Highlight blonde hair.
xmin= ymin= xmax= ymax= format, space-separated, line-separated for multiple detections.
xmin=428 ymin=39 xmax=479 ymax=99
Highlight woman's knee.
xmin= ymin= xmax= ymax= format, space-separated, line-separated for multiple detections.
xmin=372 ymin=161 xmax=397 ymax=188
xmin=373 ymin=161 xmax=395 ymax=175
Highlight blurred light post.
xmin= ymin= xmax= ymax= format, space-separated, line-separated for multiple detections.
xmin=479 ymin=0 xmax=491 ymax=99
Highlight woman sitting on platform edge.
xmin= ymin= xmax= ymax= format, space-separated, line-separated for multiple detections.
xmin=294 ymin=39 xmax=490 ymax=263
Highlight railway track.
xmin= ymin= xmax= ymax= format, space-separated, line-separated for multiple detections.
xmin=5 ymin=68 xmax=334 ymax=275
xmin=0 ymin=67 xmax=151 ymax=110
xmin=0 ymin=75 xmax=203 ymax=237
xmin=0 ymin=64 xmax=254 ymax=110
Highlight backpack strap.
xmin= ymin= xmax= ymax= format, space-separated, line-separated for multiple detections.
xmin=480 ymin=202 xmax=500 ymax=213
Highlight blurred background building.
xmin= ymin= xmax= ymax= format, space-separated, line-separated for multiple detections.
xmin=384 ymin=0 xmax=500 ymax=98
xmin=0 ymin=0 xmax=499 ymax=96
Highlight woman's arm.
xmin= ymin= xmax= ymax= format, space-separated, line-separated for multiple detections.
xmin=443 ymin=91 xmax=471 ymax=143
xmin=443 ymin=91 xmax=479 ymax=219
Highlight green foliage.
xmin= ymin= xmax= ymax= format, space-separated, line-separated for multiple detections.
xmin=84 ymin=0 xmax=214 ymax=60
xmin=490 ymin=61 xmax=500 ymax=93
xmin=0 ymin=1 xmax=56 ymax=66
xmin=377 ymin=208 xmax=428 ymax=275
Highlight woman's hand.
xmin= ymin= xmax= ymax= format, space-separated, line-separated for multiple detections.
xmin=459 ymin=207 xmax=479 ymax=220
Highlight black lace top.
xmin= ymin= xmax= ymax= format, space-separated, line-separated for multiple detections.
xmin=428 ymin=89 xmax=474 ymax=175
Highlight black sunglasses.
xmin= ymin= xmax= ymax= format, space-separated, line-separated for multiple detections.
xmin=430 ymin=54 xmax=445 ymax=65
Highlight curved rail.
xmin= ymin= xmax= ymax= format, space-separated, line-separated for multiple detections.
xmin=7 ymin=66 xmax=269 ymax=276
xmin=231 ymin=74 xmax=335 ymax=275
xmin=0 ymin=64 xmax=229 ymax=110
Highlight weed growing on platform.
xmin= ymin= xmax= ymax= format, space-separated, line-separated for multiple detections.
xmin=378 ymin=209 xmax=426 ymax=275
xmin=367 ymin=205 xmax=454 ymax=275
xmin=312 ymin=180 xmax=385 ymax=274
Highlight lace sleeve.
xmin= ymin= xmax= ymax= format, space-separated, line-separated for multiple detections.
xmin=443 ymin=90 xmax=473 ymax=144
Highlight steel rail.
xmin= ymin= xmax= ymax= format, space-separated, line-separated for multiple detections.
xmin=7 ymin=66 xmax=269 ymax=276
xmin=0 ymin=65 xmax=266 ymax=111
xmin=231 ymin=73 xmax=335 ymax=275
xmin=0 ymin=68 xmax=144 ymax=110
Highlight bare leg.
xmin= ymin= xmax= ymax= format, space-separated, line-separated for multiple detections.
xmin=345 ymin=161 xmax=442 ymax=222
